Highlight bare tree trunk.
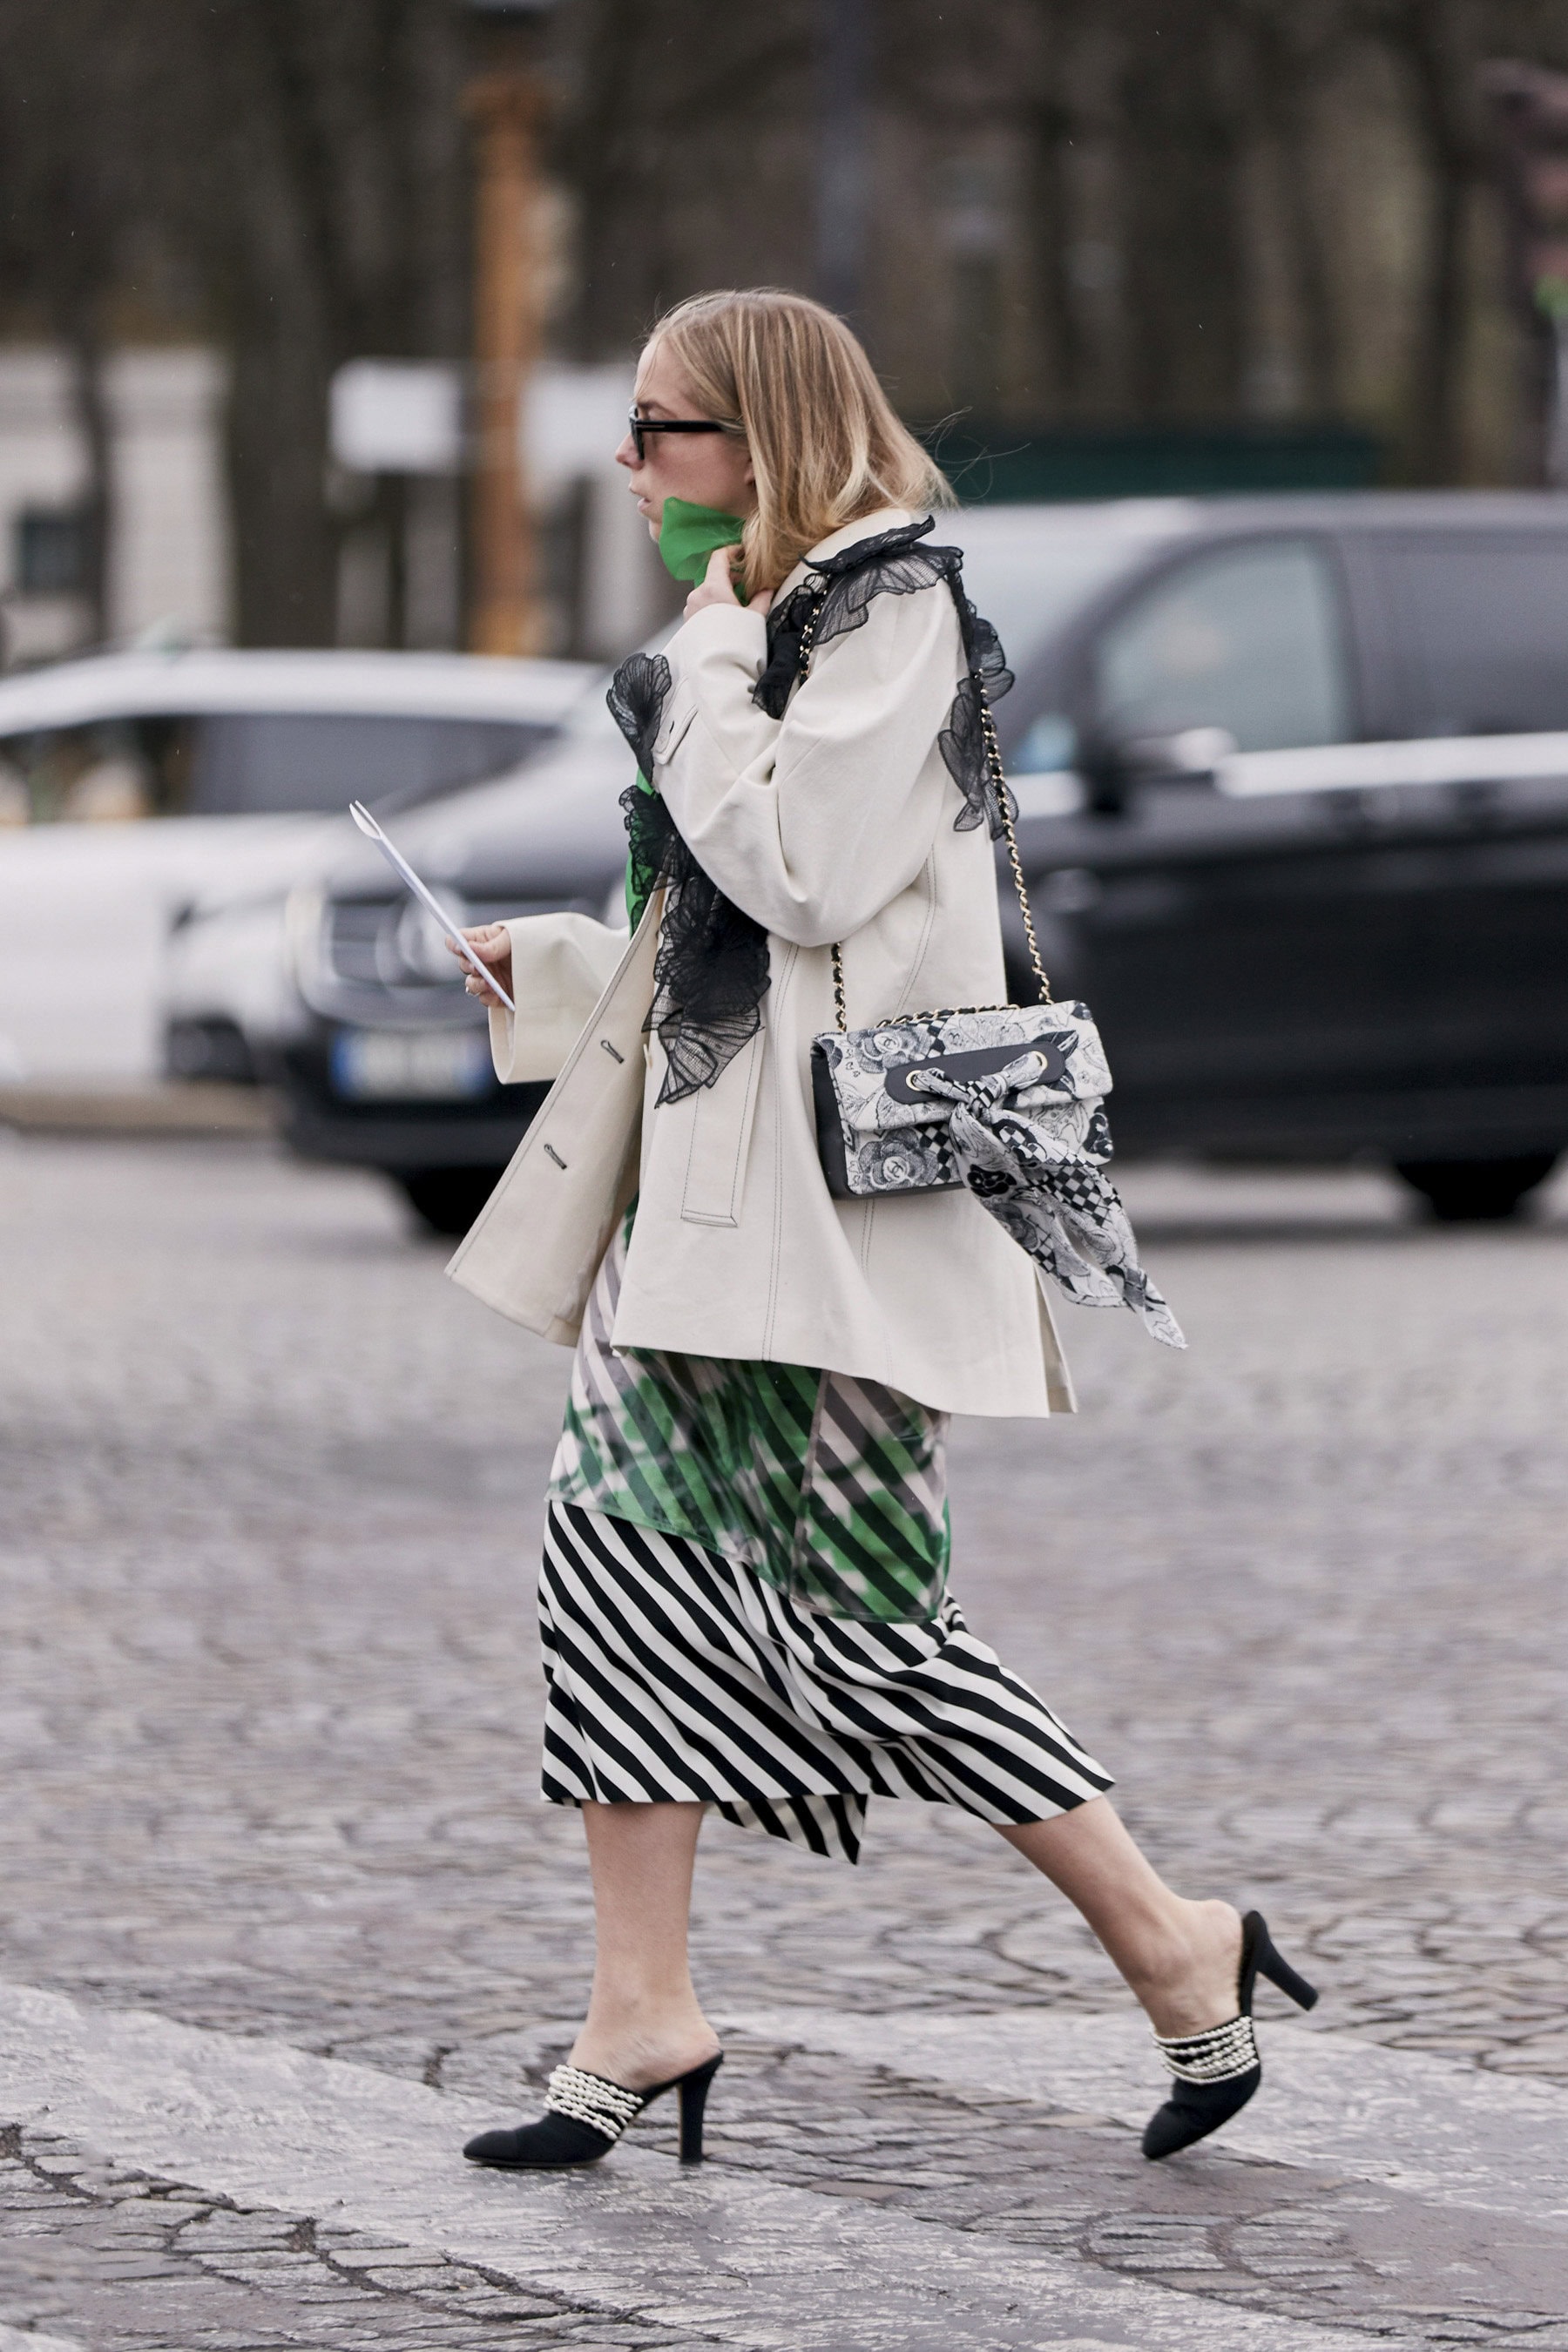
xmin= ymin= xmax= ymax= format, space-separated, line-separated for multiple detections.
xmin=1118 ymin=2 xmax=1248 ymax=420
xmin=167 ymin=0 xmax=470 ymax=646
xmin=556 ymin=0 xmax=815 ymax=362
xmin=0 ymin=3 xmax=135 ymax=649
xmin=220 ymin=3 xmax=353 ymax=644
xmin=1248 ymin=10 xmax=1341 ymax=416
xmin=225 ymin=328 xmax=341 ymax=648
xmin=56 ymin=250 xmax=114 ymax=645
xmin=1385 ymin=0 xmax=1480 ymax=483
xmin=1278 ymin=110 xmax=1340 ymax=416
xmin=1027 ymin=93 xmax=1085 ymax=416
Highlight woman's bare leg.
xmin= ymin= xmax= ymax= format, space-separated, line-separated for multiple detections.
xmin=566 ymin=1801 xmax=721 ymax=2090
xmin=999 ymin=1795 xmax=1243 ymax=2037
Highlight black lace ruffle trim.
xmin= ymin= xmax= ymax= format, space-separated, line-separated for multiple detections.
xmin=607 ymin=652 xmax=769 ymax=1106
xmin=605 ymin=650 xmax=671 ymax=785
xmin=754 ymin=517 xmax=1016 ymax=837
xmin=937 ymin=560 xmax=1017 ymax=835
xmin=754 ymin=518 xmax=952 ymax=715
xmin=605 ymin=517 xmax=1016 ymax=1102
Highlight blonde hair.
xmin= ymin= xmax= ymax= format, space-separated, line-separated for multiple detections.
xmin=646 ymin=288 xmax=952 ymax=598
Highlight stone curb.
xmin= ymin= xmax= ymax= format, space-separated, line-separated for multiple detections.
xmin=0 ymin=1082 xmax=272 ymax=1138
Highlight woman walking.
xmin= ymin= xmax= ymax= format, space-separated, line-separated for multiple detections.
xmin=447 ymin=288 xmax=1315 ymax=2173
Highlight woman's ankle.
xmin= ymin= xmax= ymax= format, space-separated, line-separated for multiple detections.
xmin=1129 ymin=1899 xmax=1243 ymax=2038
xmin=569 ymin=1995 xmax=720 ymax=2091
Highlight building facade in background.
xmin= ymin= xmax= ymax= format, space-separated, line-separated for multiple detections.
xmin=0 ymin=350 xmax=228 ymax=666
xmin=0 ymin=344 xmax=668 ymax=671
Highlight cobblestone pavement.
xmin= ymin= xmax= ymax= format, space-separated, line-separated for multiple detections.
xmin=2 ymin=1131 xmax=1565 ymax=2349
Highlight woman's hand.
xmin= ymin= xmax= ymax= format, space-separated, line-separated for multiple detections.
xmin=684 ymin=543 xmax=773 ymax=619
xmin=446 ymin=923 xmax=512 ymax=1010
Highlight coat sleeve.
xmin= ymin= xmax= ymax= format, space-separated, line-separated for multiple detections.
xmin=487 ymin=910 xmax=629 ymax=1083
xmin=652 ymin=578 xmax=963 ymax=949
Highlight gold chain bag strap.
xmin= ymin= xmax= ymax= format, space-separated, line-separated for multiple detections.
xmin=805 ymin=573 xmax=1077 ymax=1201
xmin=799 ymin=562 xmax=1184 ymax=1344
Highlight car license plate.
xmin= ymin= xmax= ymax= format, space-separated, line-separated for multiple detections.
xmin=329 ymin=1027 xmax=494 ymax=1101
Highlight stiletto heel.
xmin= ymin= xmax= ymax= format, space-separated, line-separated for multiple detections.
xmin=676 ymin=2053 xmax=722 ymax=2161
xmin=1142 ymin=1910 xmax=1317 ymax=2162
xmin=463 ymin=2050 xmax=724 ymax=2172
xmin=1254 ymin=1920 xmax=1319 ymax=2012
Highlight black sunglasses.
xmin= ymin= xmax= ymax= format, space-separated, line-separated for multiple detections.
xmin=627 ymin=409 xmax=738 ymax=463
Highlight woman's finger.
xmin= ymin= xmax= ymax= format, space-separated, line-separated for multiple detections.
xmin=684 ymin=544 xmax=746 ymax=618
xmin=448 ymin=925 xmax=504 ymax=963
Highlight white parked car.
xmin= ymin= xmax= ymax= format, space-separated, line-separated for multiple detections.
xmin=0 ymin=646 xmax=594 ymax=1084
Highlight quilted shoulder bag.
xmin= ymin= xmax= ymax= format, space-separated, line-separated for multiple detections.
xmin=804 ymin=565 xmax=1185 ymax=1347
xmin=807 ymin=566 xmax=1084 ymax=1202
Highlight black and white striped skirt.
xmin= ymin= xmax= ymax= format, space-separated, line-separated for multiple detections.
xmin=539 ymin=1500 xmax=1112 ymax=1866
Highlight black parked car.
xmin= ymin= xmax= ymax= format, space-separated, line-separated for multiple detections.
xmin=272 ymin=494 xmax=1568 ymax=1230
xmin=996 ymin=492 xmax=1568 ymax=1219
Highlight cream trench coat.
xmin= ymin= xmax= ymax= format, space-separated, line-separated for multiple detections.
xmin=446 ymin=508 xmax=1075 ymax=1420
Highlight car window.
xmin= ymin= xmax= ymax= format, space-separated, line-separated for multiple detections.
xmin=1381 ymin=535 xmax=1568 ymax=735
xmin=1010 ymin=713 xmax=1078 ymax=774
xmin=951 ymin=517 xmax=1172 ymax=678
xmin=0 ymin=712 xmax=550 ymax=821
xmin=0 ymin=724 xmax=159 ymax=821
xmin=1093 ymin=538 xmax=1351 ymax=753
xmin=185 ymin=713 xmax=548 ymax=815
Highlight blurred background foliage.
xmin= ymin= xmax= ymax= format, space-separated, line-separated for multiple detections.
xmin=3 ymin=0 xmax=1568 ymax=647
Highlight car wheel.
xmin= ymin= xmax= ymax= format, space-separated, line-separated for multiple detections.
xmin=1392 ymin=1153 xmax=1558 ymax=1224
xmin=165 ymin=1017 xmax=257 ymax=1085
xmin=395 ymin=1167 xmax=503 ymax=1237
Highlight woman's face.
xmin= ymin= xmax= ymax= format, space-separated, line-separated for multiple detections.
xmin=616 ymin=339 xmax=756 ymax=537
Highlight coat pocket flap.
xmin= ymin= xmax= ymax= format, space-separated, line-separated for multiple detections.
xmin=678 ymin=1025 xmax=764 ymax=1226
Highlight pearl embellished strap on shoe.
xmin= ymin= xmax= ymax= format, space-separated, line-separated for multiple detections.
xmin=1152 ymin=2013 xmax=1260 ymax=2085
xmin=544 ymin=2064 xmax=645 ymax=2142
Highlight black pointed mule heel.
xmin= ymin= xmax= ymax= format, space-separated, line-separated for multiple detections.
xmin=1142 ymin=1910 xmax=1317 ymax=2162
xmin=463 ymin=2051 xmax=723 ymax=2171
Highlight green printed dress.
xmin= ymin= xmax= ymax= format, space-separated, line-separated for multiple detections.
xmin=539 ymin=1210 xmax=1112 ymax=1865
xmin=552 ymin=1206 xmax=950 ymax=1625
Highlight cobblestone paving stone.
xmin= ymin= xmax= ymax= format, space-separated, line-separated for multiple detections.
xmin=2 ymin=1131 xmax=1565 ymax=2348
xmin=0 ymin=2124 xmax=677 ymax=2351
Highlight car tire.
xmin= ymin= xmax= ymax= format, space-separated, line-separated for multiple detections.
xmin=165 ymin=1017 xmax=258 ymax=1085
xmin=1392 ymin=1153 xmax=1558 ymax=1224
xmin=395 ymin=1167 xmax=503 ymax=1238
